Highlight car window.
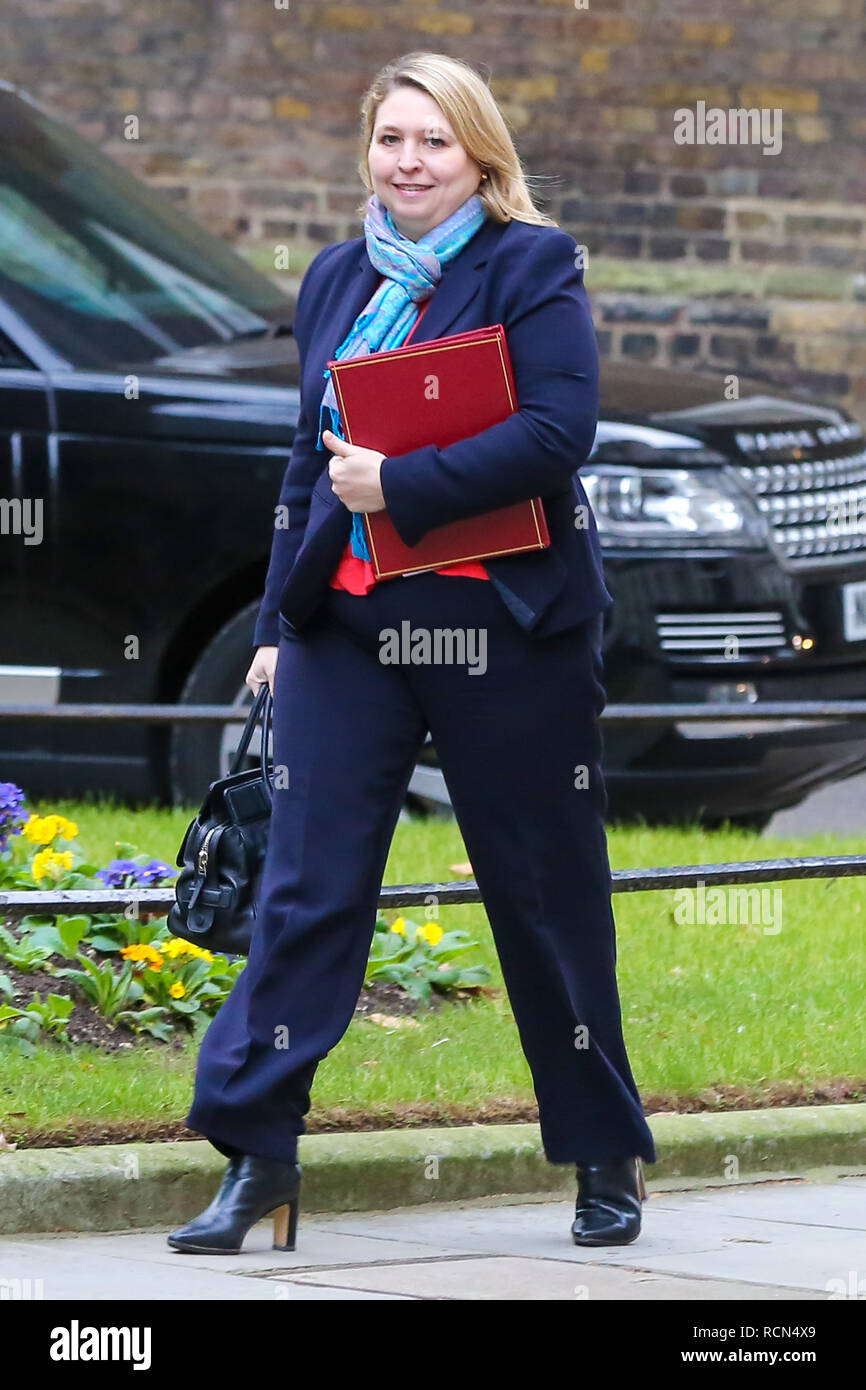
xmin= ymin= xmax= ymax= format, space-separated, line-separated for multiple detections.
xmin=0 ymin=90 xmax=292 ymax=367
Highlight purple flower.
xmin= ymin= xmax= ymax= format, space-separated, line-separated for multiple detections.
xmin=136 ymin=859 xmax=175 ymax=884
xmin=95 ymin=858 xmax=175 ymax=888
xmin=95 ymin=859 xmax=143 ymax=887
xmin=0 ymin=782 xmax=27 ymax=852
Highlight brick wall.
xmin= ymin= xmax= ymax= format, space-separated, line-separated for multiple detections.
xmin=2 ymin=0 xmax=865 ymax=408
xmin=592 ymin=293 xmax=866 ymax=414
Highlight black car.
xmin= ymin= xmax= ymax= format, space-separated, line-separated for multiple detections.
xmin=3 ymin=82 xmax=866 ymax=829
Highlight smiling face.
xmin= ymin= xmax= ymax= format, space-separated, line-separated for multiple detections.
xmin=367 ymin=85 xmax=484 ymax=241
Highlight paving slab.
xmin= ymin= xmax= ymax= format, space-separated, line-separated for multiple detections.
xmin=0 ymin=1237 xmax=400 ymax=1300
xmin=6 ymin=1223 xmax=479 ymax=1274
xmin=648 ymin=1175 xmax=866 ymax=1232
xmin=272 ymin=1256 xmax=819 ymax=1301
xmin=1 ymin=1177 xmax=858 ymax=1300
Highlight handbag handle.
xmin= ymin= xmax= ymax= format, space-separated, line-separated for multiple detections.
xmin=229 ymin=683 xmax=274 ymax=804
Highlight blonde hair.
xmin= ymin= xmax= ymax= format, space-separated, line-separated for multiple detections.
xmin=355 ymin=51 xmax=557 ymax=227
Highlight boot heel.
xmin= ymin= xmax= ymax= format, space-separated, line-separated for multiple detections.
xmin=636 ymin=1157 xmax=647 ymax=1202
xmin=272 ymin=1195 xmax=299 ymax=1252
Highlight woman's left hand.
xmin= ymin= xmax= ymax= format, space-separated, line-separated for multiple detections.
xmin=322 ymin=429 xmax=387 ymax=513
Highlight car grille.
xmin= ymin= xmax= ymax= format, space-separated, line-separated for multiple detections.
xmin=655 ymin=610 xmax=789 ymax=658
xmin=732 ymin=444 xmax=866 ymax=566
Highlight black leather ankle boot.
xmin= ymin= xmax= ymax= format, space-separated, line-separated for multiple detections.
xmin=571 ymin=1156 xmax=646 ymax=1246
xmin=167 ymin=1153 xmax=302 ymax=1254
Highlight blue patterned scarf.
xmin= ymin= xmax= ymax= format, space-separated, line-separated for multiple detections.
xmin=316 ymin=190 xmax=488 ymax=561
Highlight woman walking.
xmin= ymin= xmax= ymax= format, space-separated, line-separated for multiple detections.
xmin=170 ymin=50 xmax=657 ymax=1256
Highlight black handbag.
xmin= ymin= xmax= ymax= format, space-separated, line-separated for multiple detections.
xmin=167 ymin=683 xmax=274 ymax=957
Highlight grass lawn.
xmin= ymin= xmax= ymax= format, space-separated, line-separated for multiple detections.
xmin=2 ymin=795 xmax=865 ymax=1148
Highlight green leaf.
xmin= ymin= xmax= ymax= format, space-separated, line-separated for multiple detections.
xmin=453 ymin=964 xmax=492 ymax=985
xmin=57 ymin=915 xmax=92 ymax=934
xmin=44 ymin=994 xmax=75 ymax=1018
xmin=113 ymin=842 xmax=140 ymax=858
xmin=17 ymin=925 xmax=64 ymax=953
xmin=9 ymin=1013 xmax=40 ymax=1041
xmin=145 ymin=1021 xmax=174 ymax=1042
xmin=430 ymin=965 xmax=461 ymax=985
xmin=56 ymin=917 xmax=90 ymax=957
xmin=86 ymin=935 xmax=123 ymax=953
xmin=118 ymin=1006 xmax=169 ymax=1023
xmin=404 ymin=976 xmax=432 ymax=1002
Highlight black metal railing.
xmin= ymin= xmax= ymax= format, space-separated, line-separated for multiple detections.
xmin=0 ymin=699 xmax=865 ymax=725
xmin=2 ymin=853 xmax=865 ymax=923
xmin=1 ymin=698 xmax=864 ymax=922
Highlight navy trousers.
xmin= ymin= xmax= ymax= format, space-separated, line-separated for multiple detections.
xmin=185 ymin=571 xmax=657 ymax=1167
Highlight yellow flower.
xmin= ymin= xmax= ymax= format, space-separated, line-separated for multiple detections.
xmin=169 ymin=982 xmax=186 ymax=998
xmin=163 ymin=939 xmax=213 ymax=962
xmin=163 ymin=938 xmax=191 ymax=958
xmin=31 ymin=847 xmax=74 ymax=882
xmin=417 ymin=921 xmax=443 ymax=946
xmin=390 ymin=917 xmax=406 ymax=935
xmin=24 ymin=815 xmax=55 ymax=845
xmin=121 ymin=943 xmax=164 ymax=970
xmin=22 ymin=813 xmax=78 ymax=845
xmin=30 ymin=847 xmax=50 ymax=880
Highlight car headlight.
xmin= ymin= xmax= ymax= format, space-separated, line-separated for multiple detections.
xmin=579 ymin=423 xmax=764 ymax=548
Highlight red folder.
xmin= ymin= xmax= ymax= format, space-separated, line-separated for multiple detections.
xmin=326 ymin=323 xmax=550 ymax=579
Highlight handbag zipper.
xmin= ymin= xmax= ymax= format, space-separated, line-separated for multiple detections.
xmin=197 ymin=824 xmax=219 ymax=876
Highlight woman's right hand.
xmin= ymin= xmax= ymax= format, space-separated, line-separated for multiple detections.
xmin=246 ymin=645 xmax=278 ymax=697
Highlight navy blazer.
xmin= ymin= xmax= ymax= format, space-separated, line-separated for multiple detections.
xmin=252 ymin=215 xmax=613 ymax=648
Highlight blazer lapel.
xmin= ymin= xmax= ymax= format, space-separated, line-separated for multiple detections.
xmin=320 ymin=250 xmax=381 ymax=366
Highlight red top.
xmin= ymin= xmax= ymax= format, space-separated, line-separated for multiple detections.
xmin=328 ymin=281 xmax=489 ymax=593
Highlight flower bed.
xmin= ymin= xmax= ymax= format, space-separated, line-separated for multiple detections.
xmin=0 ymin=783 xmax=492 ymax=1053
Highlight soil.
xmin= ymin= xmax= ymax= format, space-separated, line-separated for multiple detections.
xmin=0 ymin=961 xmax=188 ymax=1053
xmin=0 ymin=952 xmax=480 ymax=1055
xmin=353 ymin=979 xmax=484 ymax=1016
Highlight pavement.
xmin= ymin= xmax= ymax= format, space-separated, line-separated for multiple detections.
xmin=1 ymin=1175 xmax=864 ymax=1300
xmin=765 ymin=767 xmax=866 ymax=836
xmin=1 ymin=1103 xmax=866 ymax=1299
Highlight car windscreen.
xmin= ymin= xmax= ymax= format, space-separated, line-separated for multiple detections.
xmin=0 ymin=90 xmax=292 ymax=367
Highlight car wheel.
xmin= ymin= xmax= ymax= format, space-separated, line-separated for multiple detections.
xmin=168 ymin=602 xmax=264 ymax=808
